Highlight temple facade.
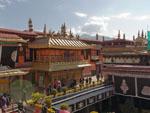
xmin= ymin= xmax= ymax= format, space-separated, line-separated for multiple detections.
xmin=102 ymin=30 xmax=148 ymax=65
xmin=28 ymin=34 xmax=92 ymax=89
xmin=0 ymin=29 xmax=30 ymax=93
xmin=100 ymin=30 xmax=150 ymax=112
xmin=0 ymin=19 xmax=94 ymax=93
xmin=80 ymin=34 xmax=103 ymax=77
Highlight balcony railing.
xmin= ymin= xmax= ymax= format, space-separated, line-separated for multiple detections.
xmin=35 ymin=55 xmax=83 ymax=63
xmin=32 ymin=55 xmax=90 ymax=71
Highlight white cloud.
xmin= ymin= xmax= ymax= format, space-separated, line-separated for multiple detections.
xmin=90 ymin=16 xmax=110 ymax=21
xmin=74 ymin=12 xmax=87 ymax=18
xmin=111 ymin=12 xmax=150 ymax=21
xmin=112 ymin=12 xmax=131 ymax=19
xmin=81 ymin=24 xmax=103 ymax=35
xmin=73 ymin=11 xmax=150 ymax=38
xmin=0 ymin=4 xmax=5 ymax=8
xmin=74 ymin=13 xmax=110 ymax=36
xmin=71 ymin=26 xmax=82 ymax=34
xmin=81 ymin=15 xmax=110 ymax=35
xmin=111 ymin=29 xmax=124 ymax=38
xmin=0 ymin=0 xmax=27 ymax=9
xmin=134 ymin=15 xmax=150 ymax=21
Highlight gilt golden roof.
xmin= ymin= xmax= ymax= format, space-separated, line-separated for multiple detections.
xmin=29 ymin=37 xmax=92 ymax=49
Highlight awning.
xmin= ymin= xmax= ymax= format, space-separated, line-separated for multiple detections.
xmin=0 ymin=69 xmax=29 ymax=78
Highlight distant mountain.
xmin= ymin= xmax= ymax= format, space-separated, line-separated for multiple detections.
xmin=80 ymin=34 xmax=112 ymax=41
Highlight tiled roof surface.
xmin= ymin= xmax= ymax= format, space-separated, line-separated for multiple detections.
xmin=0 ymin=28 xmax=37 ymax=36
xmin=0 ymin=33 xmax=27 ymax=43
xmin=103 ymin=38 xmax=133 ymax=43
xmin=34 ymin=31 xmax=44 ymax=35
xmin=80 ymin=38 xmax=103 ymax=44
xmin=0 ymin=69 xmax=29 ymax=78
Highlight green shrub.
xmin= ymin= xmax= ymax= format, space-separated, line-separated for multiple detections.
xmin=44 ymin=96 xmax=52 ymax=108
xmin=31 ymin=92 xmax=44 ymax=104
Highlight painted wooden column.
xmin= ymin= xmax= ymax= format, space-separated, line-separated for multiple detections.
xmin=32 ymin=49 xmax=35 ymax=61
xmin=45 ymin=72 xmax=49 ymax=88
xmin=8 ymin=76 xmax=11 ymax=94
xmin=19 ymin=74 xmax=24 ymax=101
xmin=35 ymin=71 xmax=39 ymax=86
xmin=135 ymin=77 xmax=138 ymax=97
xmin=18 ymin=44 xmax=24 ymax=66
xmin=112 ymin=75 xmax=114 ymax=83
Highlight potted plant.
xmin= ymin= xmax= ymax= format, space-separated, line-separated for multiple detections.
xmin=30 ymin=92 xmax=45 ymax=113
xmin=62 ymin=87 xmax=67 ymax=95
xmin=60 ymin=103 xmax=69 ymax=110
xmin=86 ymin=83 xmax=89 ymax=88
xmin=47 ymin=108 xmax=56 ymax=113
xmin=73 ymin=86 xmax=78 ymax=92
xmin=59 ymin=103 xmax=70 ymax=113
xmin=99 ymin=79 xmax=102 ymax=85
xmin=31 ymin=92 xmax=44 ymax=104
xmin=44 ymin=96 xmax=52 ymax=108
xmin=44 ymin=96 xmax=56 ymax=113
xmin=90 ymin=111 xmax=98 ymax=113
xmin=92 ymin=81 xmax=95 ymax=87
xmin=27 ymin=99 xmax=34 ymax=105
xmin=79 ymin=84 xmax=83 ymax=90
xmin=51 ymin=89 xmax=57 ymax=97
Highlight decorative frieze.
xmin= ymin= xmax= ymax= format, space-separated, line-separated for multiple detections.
xmin=97 ymin=94 xmax=102 ymax=100
xmin=76 ymin=100 xmax=86 ymax=109
xmin=111 ymin=74 xmax=150 ymax=100
xmin=137 ymin=78 xmax=150 ymax=99
xmin=114 ymin=76 xmax=136 ymax=96
xmin=104 ymin=56 xmax=141 ymax=64
xmin=87 ymin=96 xmax=96 ymax=105
xmin=107 ymin=72 xmax=150 ymax=79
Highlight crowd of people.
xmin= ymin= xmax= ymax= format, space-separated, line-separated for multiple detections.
xmin=46 ymin=78 xmax=78 ymax=95
xmin=46 ymin=77 xmax=95 ymax=95
xmin=0 ymin=93 xmax=11 ymax=112
xmin=42 ymin=74 xmax=106 ymax=97
xmin=46 ymin=79 xmax=63 ymax=95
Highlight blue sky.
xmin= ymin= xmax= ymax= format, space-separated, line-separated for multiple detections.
xmin=0 ymin=0 xmax=150 ymax=39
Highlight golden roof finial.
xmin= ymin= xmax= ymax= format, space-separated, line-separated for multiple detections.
xmin=28 ymin=18 xmax=33 ymax=32
xmin=43 ymin=24 xmax=47 ymax=36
